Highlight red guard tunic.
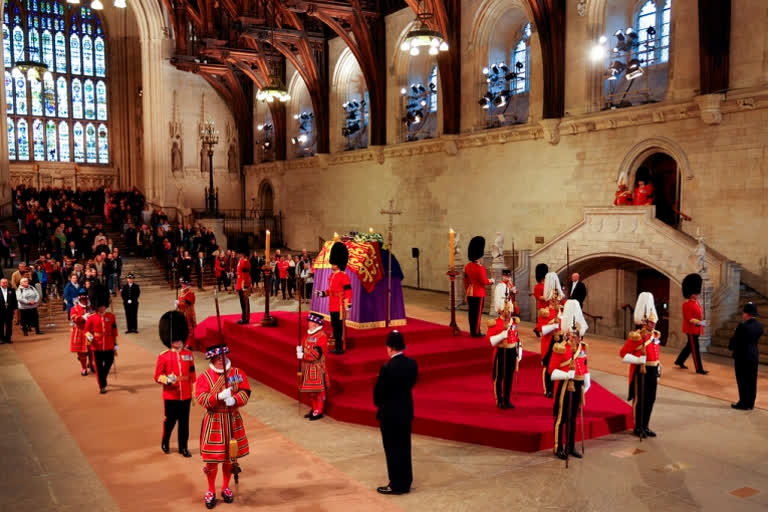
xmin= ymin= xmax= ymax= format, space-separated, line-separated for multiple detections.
xmin=614 ymin=188 xmax=633 ymax=205
xmin=537 ymin=305 xmax=560 ymax=358
xmin=633 ymin=183 xmax=654 ymax=205
xmin=325 ymin=270 xmax=352 ymax=312
xmin=235 ymin=258 xmax=251 ymax=291
xmin=464 ymin=261 xmax=491 ymax=298
xmin=533 ymin=282 xmax=546 ymax=311
xmin=548 ymin=336 xmax=588 ymax=380
xmin=619 ymin=329 xmax=661 ymax=396
xmin=486 ymin=317 xmax=520 ymax=361
xmin=177 ymin=288 xmax=197 ymax=347
xmin=84 ymin=312 xmax=118 ymax=351
xmin=69 ymin=303 xmax=89 ymax=353
xmin=300 ymin=329 xmax=330 ymax=392
xmin=682 ymin=298 xmax=703 ymax=335
xmin=155 ymin=348 xmax=197 ymax=400
xmin=214 ymin=258 xmax=224 ymax=279
xmin=195 ymin=366 xmax=251 ymax=463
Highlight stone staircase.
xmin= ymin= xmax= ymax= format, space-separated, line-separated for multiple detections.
xmin=708 ymin=284 xmax=768 ymax=364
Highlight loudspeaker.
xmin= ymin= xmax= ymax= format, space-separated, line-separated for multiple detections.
xmin=411 ymin=247 xmax=420 ymax=258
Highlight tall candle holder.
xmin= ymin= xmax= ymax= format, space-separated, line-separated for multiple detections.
xmin=447 ymin=268 xmax=460 ymax=336
xmin=261 ymin=265 xmax=278 ymax=326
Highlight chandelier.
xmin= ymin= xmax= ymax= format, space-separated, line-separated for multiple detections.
xmin=199 ymin=116 xmax=219 ymax=148
xmin=257 ymin=73 xmax=290 ymax=103
xmin=400 ymin=5 xmax=448 ymax=56
xmin=11 ymin=60 xmax=50 ymax=82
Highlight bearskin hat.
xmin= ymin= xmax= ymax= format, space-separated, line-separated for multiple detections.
xmin=682 ymin=273 xmax=702 ymax=299
xmin=535 ymin=263 xmax=549 ymax=283
xmin=159 ymin=310 xmax=189 ymax=348
xmin=634 ymin=292 xmax=658 ymax=325
xmin=635 ymin=166 xmax=651 ymax=185
xmin=91 ymin=283 xmax=111 ymax=309
xmin=467 ymin=236 xmax=485 ymax=262
xmin=236 ymin=240 xmax=250 ymax=256
xmin=329 ymin=241 xmax=349 ymax=271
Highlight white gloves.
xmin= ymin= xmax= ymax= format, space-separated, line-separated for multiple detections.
xmin=174 ymin=299 xmax=179 ymax=308
xmin=489 ymin=331 xmax=507 ymax=347
xmin=568 ymin=370 xmax=576 ymax=379
xmin=296 ymin=346 xmax=304 ymax=359
xmin=489 ymin=278 xmax=495 ymax=285
xmin=639 ymin=355 xmax=647 ymax=364
xmin=551 ymin=369 xmax=569 ymax=381
xmin=699 ymin=320 xmax=708 ymax=327
xmin=85 ymin=332 xmax=94 ymax=342
xmin=541 ymin=324 xmax=559 ymax=336
xmin=622 ymin=354 xmax=646 ymax=365
xmin=224 ymin=396 xmax=236 ymax=407
xmin=167 ymin=373 xmax=177 ymax=384
xmin=113 ymin=345 xmax=119 ymax=352
xmin=584 ymin=373 xmax=591 ymax=393
xmin=217 ymin=388 xmax=232 ymax=401
xmin=517 ymin=348 xmax=522 ymax=361
xmin=511 ymin=286 xmax=518 ymax=295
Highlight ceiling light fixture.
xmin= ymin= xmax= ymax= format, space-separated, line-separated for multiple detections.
xmin=399 ymin=2 xmax=449 ymax=57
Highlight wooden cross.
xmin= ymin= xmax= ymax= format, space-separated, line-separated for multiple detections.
xmin=379 ymin=199 xmax=402 ymax=327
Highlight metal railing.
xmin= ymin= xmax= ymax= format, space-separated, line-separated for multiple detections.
xmin=192 ymin=208 xmax=283 ymax=247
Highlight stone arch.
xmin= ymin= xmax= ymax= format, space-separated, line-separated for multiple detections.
xmin=286 ymin=71 xmax=314 ymax=158
xmin=257 ymin=179 xmax=275 ymax=213
xmin=331 ymin=47 xmax=368 ymax=152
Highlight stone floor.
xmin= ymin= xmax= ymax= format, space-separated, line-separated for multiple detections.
xmin=2 ymin=266 xmax=767 ymax=511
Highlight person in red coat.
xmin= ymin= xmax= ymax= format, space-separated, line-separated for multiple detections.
xmin=549 ymin=300 xmax=590 ymax=460
xmin=155 ymin=310 xmax=196 ymax=457
xmin=297 ymin=313 xmax=330 ymax=420
xmin=532 ymin=263 xmax=548 ymax=337
xmin=214 ymin=254 xmax=227 ymax=291
xmin=613 ymin=175 xmax=633 ymax=205
xmin=277 ymin=255 xmax=290 ymax=299
xmin=486 ymin=308 xmax=521 ymax=410
xmin=196 ymin=343 xmax=251 ymax=509
xmin=674 ymin=273 xmax=708 ymax=374
xmin=84 ymin=286 xmax=118 ymax=394
xmin=176 ymin=279 xmax=197 ymax=350
xmin=235 ymin=246 xmax=251 ymax=324
xmin=69 ymin=291 xmax=93 ymax=376
xmin=538 ymin=272 xmax=564 ymax=398
xmin=464 ymin=236 xmax=494 ymax=337
xmin=620 ymin=292 xmax=662 ymax=439
xmin=632 ymin=167 xmax=654 ymax=206
xmin=317 ymin=242 xmax=352 ymax=354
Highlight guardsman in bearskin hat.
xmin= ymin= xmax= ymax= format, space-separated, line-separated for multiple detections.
xmin=674 ymin=273 xmax=708 ymax=374
xmin=196 ymin=343 xmax=251 ymax=509
xmin=316 ymin=242 xmax=352 ymax=354
xmin=613 ymin=174 xmax=633 ymax=205
xmin=549 ymin=300 xmax=590 ymax=460
xmin=155 ymin=311 xmax=196 ymax=457
xmin=297 ymin=313 xmax=330 ymax=420
xmin=633 ymin=167 xmax=654 ymax=206
xmin=537 ymin=272 xmax=564 ymax=398
xmin=532 ymin=263 xmax=548 ymax=337
xmin=620 ymin=292 xmax=662 ymax=438
xmin=464 ymin=236 xmax=494 ymax=337
xmin=84 ymin=284 xmax=118 ymax=394
xmin=69 ymin=290 xmax=92 ymax=376
xmin=235 ymin=244 xmax=251 ymax=325
xmin=176 ymin=278 xmax=197 ymax=350
xmin=486 ymin=295 xmax=521 ymax=409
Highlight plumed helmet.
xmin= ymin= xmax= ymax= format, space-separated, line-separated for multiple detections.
xmin=159 ymin=310 xmax=189 ymax=348
xmin=535 ymin=263 xmax=549 ymax=282
xmin=329 ymin=241 xmax=349 ymax=271
xmin=634 ymin=292 xmax=658 ymax=324
xmin=560 ymin=299 xmax=588 ymax=338
xmin=635 ymin=166 xmax=651 ymax=184
xmin=543 ymin=272 xmax=563 ymax=302
xmin=91 ymin=283 xmax=111 ymax=309
xmin=467 ymin=236 xmax=485 ymax=262
xmin=682 ymin=273 xmax=702 ymax=299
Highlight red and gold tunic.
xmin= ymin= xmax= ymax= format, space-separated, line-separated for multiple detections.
xmin=614 ymin=188 xmax=633 ymax=205
xmin=195 ymin=366 xmax=251 ymax=463
xmin=537 ymin=305 xmax=560 ymax=359
xmin=486 ymin=317 xmax=520 ymax=362
xmin=69 ymin=303 xmax=89 ymax=353
xmin=177 ymin=288 xmax=197 ymax=347
xmin=533 ymin=281 xmax=546 ymax=311
xmin=463 ymin=261 xmax=491 ymax=298
xmin=548 ymin=336 xmax=588 ymax=379
xmin=235 ymin=257 xmax=251 ymax=291
xmin=633 ymin=183 xmax=654 ymax=205
xmin=84 ymin=312 xmax=117 ymax=351
xmin=682 ymin=298 xmax=703 ymax=335
xmin=619 ymin=328 xmax=661 ymax=396
xmin=325 ymin=270 xmax=352 ymax=312
xmin=155 ymin=348 xmax=197 ymax=401
xmin=300 ymin=329 xmax=330 ymax=393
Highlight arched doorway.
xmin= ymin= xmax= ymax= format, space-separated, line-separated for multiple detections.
xmin=258 ymin=180 xmax=274 ymax=213
xmin=634 ymin=152 xmax=680 ymax=228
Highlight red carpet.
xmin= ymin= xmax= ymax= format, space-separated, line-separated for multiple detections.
xmin=195 ymin=312 xmax=632 ymax=452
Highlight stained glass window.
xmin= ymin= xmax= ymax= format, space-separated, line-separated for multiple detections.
xmin=58 ymin=120 xmax=69 ymax=161
xmin=85 ymin=122 xmax=95 ymax=162
xmin=5 ymin=0 xmax=109 ymax=163
xmin=7 ymin=117 xmax=15 ymax=159
xmin=17 ymin=117 xmax=28 ymax=159
xmin=634 ymin=0 xmax=672 ymax=65
xmin=32 ymin=118 xmax=44 ymax=160
xmin=45 ymin=119 xmax=56 ymax=160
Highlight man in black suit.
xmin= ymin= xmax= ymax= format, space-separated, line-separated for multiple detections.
xmin=179 ymin=250 xmax=193 ymax=283
xmin=373 ymin=330 xmax=418 ymax=495
xmin=194 ymin=251 xmax=206 ymax=290
xmin=0 ymin=278 xmax=18 ymax=344
xmin=120 ymin=274 xmax=141 ymax=334
xmin=569 ymin=272 xmax=587 ymax=308
xmin=729 ymin=302 xmax=764 ymax=410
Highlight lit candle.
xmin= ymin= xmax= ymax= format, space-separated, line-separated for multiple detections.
xmin=333 ymin=232 xmax=340 ymax=242
xmin=265 ymin=230 xmax=271 ymax=262
xmin=369 ymin=227 xmax=374 ymax=234
xmin=449 ymin=228 xmax=455 ymax=270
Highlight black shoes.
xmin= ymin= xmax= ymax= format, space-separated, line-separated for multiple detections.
xmin=309 ymin=413 xmax=324 ymax=421
xmin=731 ymin=403 xmax=753 ymax=410
xmin=376 ymin=485 xmax=408 ymax=495
xmin=304 ymin=410 xmax=314 ymax=419
xmin=545 ymin=391 xmax=553 ymax=399
xmin=696 ymin=370 xmax=709 ymax=375
xmin=569 ymin=449 xmax=583 ymax=459
xmin=644 ymin=428 xmax=657 ymax=437
xmin=497 ymin=402 xmax=514 ymax=410
xmin=554 ymin=449 xmax=567 ymax=460
xmin=99 ymin=387 xmax=107 ymax=394
xmin=633 ymin=428 xmax=647 ymax=439
xmin=675 ymin=363 xmax=688 ymax=369
xmin=161 ymin=442 xmax=170 ymax=454
xmin=179 ymin=448 xmax=192 ymax=458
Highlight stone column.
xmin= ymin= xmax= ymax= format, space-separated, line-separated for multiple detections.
xmin=140 ymin=37 xmax=172 ymax=205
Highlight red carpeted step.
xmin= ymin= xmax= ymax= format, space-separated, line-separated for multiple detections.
xmin=195 ymin=312 xmax=633 ymax=452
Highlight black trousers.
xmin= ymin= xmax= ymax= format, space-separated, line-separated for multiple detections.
xmin=380 ymin=421 xmax=413 ymax=493
xmin=735 ymin=357 xmax=758 ymax=408
xmin=280 ymin=278 xmax=288 ymax=299
xmin=93 ymin=349 xmax=115 ymax=390
xmin=124 ymin=302 xmax=138 ymax=332
xmin=467 ymin=297 xmax=484 ymax=336
xmin=552 ymin=379 xmax=583 ymax=453
xmin=675 ymin=334 xmax=705 ymax=372
xmin=162 ymin=398 xmax=191 ymax=449
xmin=1 ymin=312 xmax=13 ymax=342
xmin=238 ymin=290 xmax=249 ymax=322
xmin=493 ymin=347 xmax=517 ymax=405
xmin=19 ymin=308 xmax=40 ymax=333
xmin=217 ymin=273 xmax=229 ymax=290
xmin=330 ymin=311 xmax=343 ymax=351
xmin=541 ymin=337 xmax=556 ymax=396
xmin=629 ymin=366 xmax=658 ymax=431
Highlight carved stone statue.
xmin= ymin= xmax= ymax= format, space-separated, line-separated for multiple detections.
xmin=227 ymin=143 xmax=238 ymax=175
xmin=695 ymin=227 xmax=707 ymax=277
xmin=171 ymin=141 xmax=183 ymax=176
xmin=576 ymin=0 xmax=588 ymax=17
xmin=200 ymin=145 xmax=210 ymax=175
xmin=453 ymin=231 xmax=461 ymax=258
xmin=491 ymin=232 xmax=504 ymax=260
